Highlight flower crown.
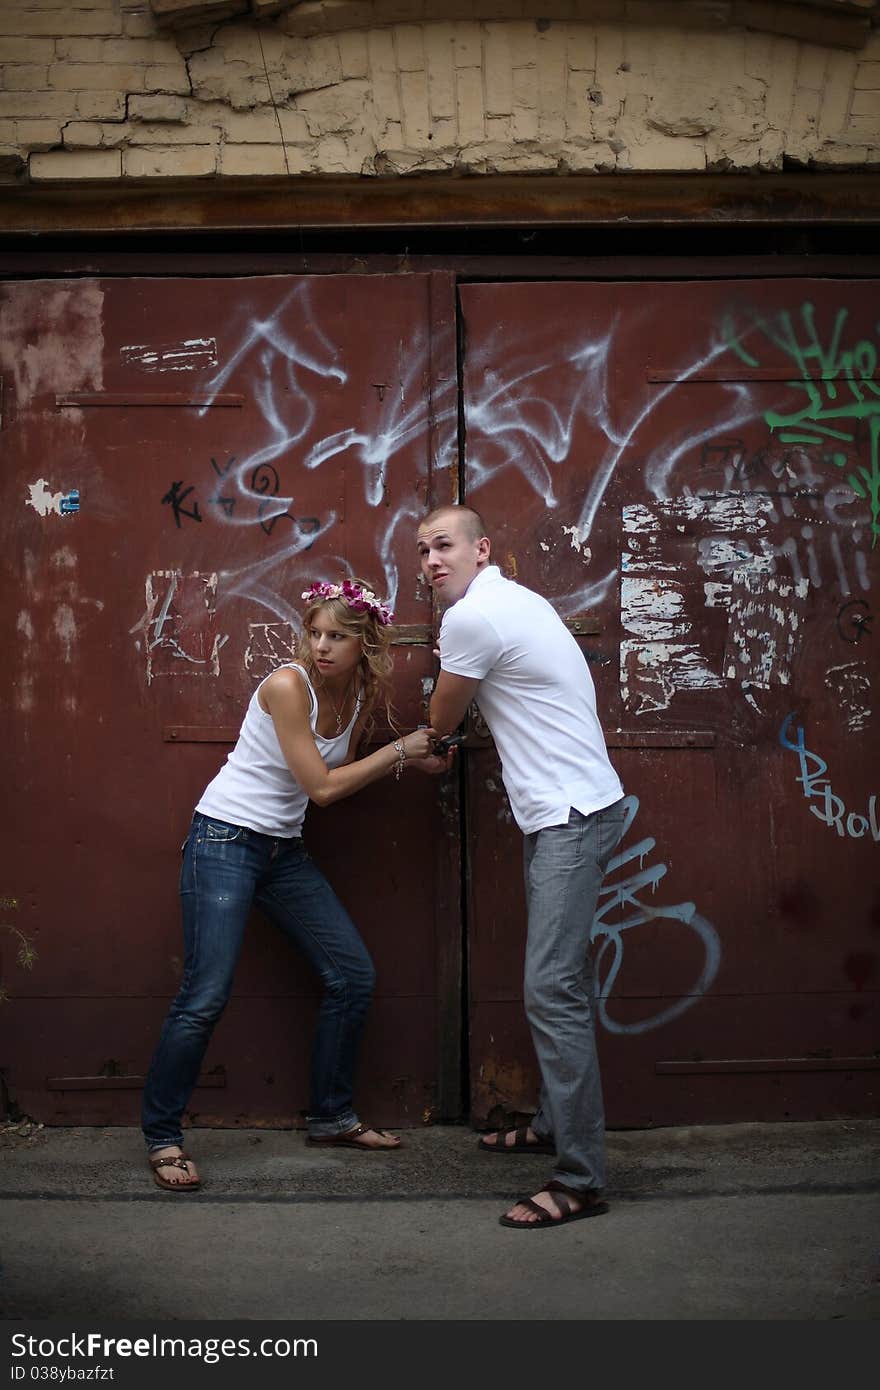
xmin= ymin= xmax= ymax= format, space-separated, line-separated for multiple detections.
xmin=301 ymin=579 xmax=395 ymax=627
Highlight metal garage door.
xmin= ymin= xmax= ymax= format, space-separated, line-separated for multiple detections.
xmin=2 ymin=270 xmax=876 ymax=1130
xmin=460 ymin=279 xmax=878 ymax=1126
xmin=1 ymin=271 xmax=460 ymax=1127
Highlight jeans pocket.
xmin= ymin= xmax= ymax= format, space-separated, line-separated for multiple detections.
xmin=201 ymin=819 xmax=245 ymax=844
xmin=595 ymin=801 xmax=627 ymax=874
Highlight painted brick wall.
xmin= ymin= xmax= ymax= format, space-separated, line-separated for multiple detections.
xmin=0 ymin=1 xmax=877 ymax=180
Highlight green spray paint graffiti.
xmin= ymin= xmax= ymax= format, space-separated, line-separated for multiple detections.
xmin=722 ymin=304 xmax=880 ymax=547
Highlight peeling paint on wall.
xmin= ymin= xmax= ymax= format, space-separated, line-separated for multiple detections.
xmin=621 ymin=576 xmax=690 ymax=641
xmin=620 ymin=502 xmax=740 ymax=712
xmin=621 ymin=640 xmax=724 ymax=714
xmin=25 ymin=480 xmax=66 ymax=518
xmin=120 ymin=338 xmax=219 ymax=373
xmin=0 ymin=281 xmax=103 ymax=408
xmin=130 ymin=571 xmax=228 ymax=683
xmin=25 ymin=482 xmax=79 ymax=518
xmin=723 ymin=572 xmax=810 ymax=699
xmin=561 ymin=522 xmax=591 ymax=561
xmin=825 ymin=662 xmax=872 ymax=734
xmin=243 ymin=621 xmax=298 ymax=679
xmin=53 ymin=605 xmax=77 ymax=664
xmin=623 ymin=496 xmax=775 ymax=536
xmin=698 ymin=537 xmax=773 ymax=578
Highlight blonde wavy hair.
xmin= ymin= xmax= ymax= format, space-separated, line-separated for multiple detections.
xmin=296 ymin=578 xmax=397 ymax=741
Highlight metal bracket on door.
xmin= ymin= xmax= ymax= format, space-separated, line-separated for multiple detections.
xmin=55 ymin=393 xmax=244 ymax=408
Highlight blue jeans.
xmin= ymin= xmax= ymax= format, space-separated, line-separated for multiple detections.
xmin=141 ymin=813 xmax=376 ymax=1150
xmin=523 ymin=798 xmax=626 ymax=1194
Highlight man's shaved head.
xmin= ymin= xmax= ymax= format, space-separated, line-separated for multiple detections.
xmin=418 ymin=505 xmax=489 ymax=543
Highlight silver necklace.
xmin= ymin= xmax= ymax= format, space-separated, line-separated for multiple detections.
xmin=323 ymin=678 xmax=352 ymax=732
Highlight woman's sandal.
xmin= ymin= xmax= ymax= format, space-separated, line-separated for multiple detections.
xmin=478 ymin=1124 xmax=555 ymax=1154
xmin=306 ymin=1123 xmax=402 ymax=1150
xmin=149 ymin=1150 xmax=201 ymax=1192
xmin=498 ymin=1179 xmax=608 ymax=1229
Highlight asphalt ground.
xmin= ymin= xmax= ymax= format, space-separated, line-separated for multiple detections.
xmin=1 ymin=1118 xmax=877 ymax=1326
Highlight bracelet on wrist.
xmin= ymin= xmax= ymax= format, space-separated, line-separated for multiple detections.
xmin=392 ymin=739 xmax=407 ymax=781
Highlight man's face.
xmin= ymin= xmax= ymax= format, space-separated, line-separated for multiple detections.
xmin=417 ymin=511 xmax=490 ymax=607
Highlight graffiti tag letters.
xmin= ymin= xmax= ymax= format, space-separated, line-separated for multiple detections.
xmin=723 ymin=303 xmax=880 ymax=546
xmin=593 ymin=795 xmax=722 ymax=1034
xmin=779 ymin=714 xmax=878 ymax=840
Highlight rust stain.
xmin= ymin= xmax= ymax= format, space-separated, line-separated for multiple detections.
xmin=472 ymin=1054 xmax=535 ymax=1125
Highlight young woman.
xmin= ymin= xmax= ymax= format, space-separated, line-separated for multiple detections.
xmin=142 ymin=577 xmax=441 ymax=1190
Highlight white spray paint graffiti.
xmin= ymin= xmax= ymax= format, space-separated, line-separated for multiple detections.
xmin=465 ymin=329 xmax=615 ymax=508
xmin=464 ymin=313 xmax=872 ymax=630
xmin=459 ymin=299 xmax=872 ymax=1049
xmin=127 ymin=287 xmax=872 ymax=1045
xmin=191 ymin=282 xmax=456 ymax=618
xmin=182 ymin=303 xmax=733 ymax=1037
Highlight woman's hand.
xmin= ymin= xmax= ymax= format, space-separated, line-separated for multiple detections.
xmin=401 ymin=728 xmax=456 ymax=776
xmin=401 ymin=727 xmax=437 ymax=760
xmin=394 ymin=727 xmax=453 ymax=775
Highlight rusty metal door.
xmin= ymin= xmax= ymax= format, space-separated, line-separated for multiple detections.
xmin=460 ymin=279 xmax=879 ymax=1126
xmin=1 ymin=272 xmax=460 ymax=1127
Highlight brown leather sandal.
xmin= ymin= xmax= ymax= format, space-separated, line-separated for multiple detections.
xmin=478 ymin=1124 xmax=555 ymax=1154
xmin=306 ymin=1123 xmax=402 ymax=1150
xmin=499 ymin=1179 xmax=608 ymax=1228
xmin=149 ymin=1150 xmax=201 ymax=1192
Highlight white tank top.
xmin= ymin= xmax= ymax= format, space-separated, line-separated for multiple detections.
xmin=196 ymin=663 xmax=361 ymax=838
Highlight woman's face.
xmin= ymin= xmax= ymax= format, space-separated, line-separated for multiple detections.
xmin=307 ymin=607 xmax=363 ymax=682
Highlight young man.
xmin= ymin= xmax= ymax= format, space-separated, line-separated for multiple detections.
xmin=417 ymin=505 xmax=625 ymax=1229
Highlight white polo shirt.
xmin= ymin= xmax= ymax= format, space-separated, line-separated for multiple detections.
xmin=438 ymin=565 xmax=623 ymax=834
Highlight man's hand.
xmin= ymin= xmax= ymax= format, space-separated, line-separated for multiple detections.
xmin=407 ymin=744 xmax=457 ymax=776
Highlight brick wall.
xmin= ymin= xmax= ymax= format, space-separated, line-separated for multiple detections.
xmin=0 ymin=1 xmax=877 ymax=181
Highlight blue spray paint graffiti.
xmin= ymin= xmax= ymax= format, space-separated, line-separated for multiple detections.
xmin=593 ymin=795 xmax=722 ymax=1034
xmin=779 ymin=714 xmax=879 ymax=840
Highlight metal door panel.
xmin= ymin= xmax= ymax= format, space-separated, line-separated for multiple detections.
xmin=2 ymin=272 xmax=459 ymax=1126
xmin=472 ymin=999 xmax=877 ymax=1128
xmin=460 ymin=279 xmax=878 ymax=1125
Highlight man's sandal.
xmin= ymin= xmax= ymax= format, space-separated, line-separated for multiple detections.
xmin=306 ymin=1123 xmax=402 ymax=1150
xmin=478 ymin=1124 xmax=555 ymax=1155
xmin=149 ymin=1151 xmax=201 ymax=1192
xmin=499 ymin=1179 xmax=608 ymax=1229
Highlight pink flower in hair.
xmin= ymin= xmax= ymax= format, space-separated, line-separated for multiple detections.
xmin=301 ymin=578 xmax=395 ymax=626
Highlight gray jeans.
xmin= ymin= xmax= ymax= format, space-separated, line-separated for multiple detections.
xmin=524 ymin=798 xmax=626 ymax=1194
